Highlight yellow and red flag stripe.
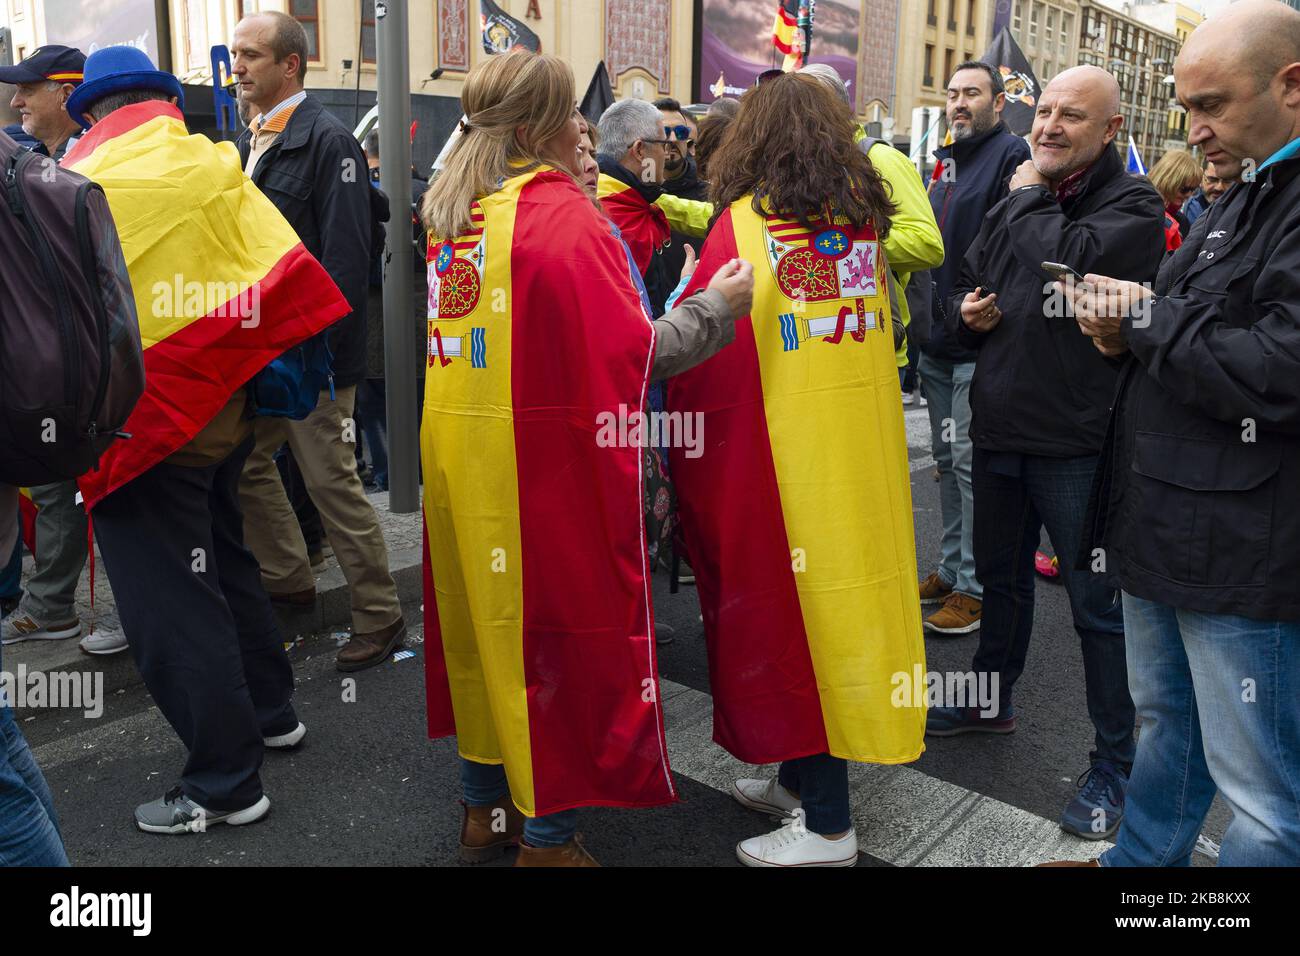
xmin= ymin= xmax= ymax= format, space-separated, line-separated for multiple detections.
xmin=62 ymin=101 xmax=348 ymax=507
xmin=772 ymin=0 xmax=800 ymax=55
xmin=596 ymin=173 xmax=670 ymax=276
xmin=667 ymin=200 xmax=927 ymax=765
xmin=422 ymin=166 xmax=675 ymax=817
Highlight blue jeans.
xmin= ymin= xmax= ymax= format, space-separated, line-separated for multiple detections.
xmin=971 ymin=449 xmax=1135 ymax=764
xmin=919 ymin=355 xmax=980 ymax=598
xmin=0 ymin=646 xmax=69 ymax=866
xmin=0 ymin=514 xmax=22 ymax=602
xmin=1102 ymin=594 xmax=1300 ymax=867
xmin=357 ymin=378 xmax=388 ymax=490
xmin=459 ymin=758 xmax=578 ymax=848
xmin=778 ymin=753 xmax=850 ymax=834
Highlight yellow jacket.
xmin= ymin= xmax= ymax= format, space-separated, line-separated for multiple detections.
xmin=654 ymin=191 xmax=712 ymax=238
xmin=856 ymin=130 xmax=945 ymax=366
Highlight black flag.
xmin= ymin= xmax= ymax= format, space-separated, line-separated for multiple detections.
xmin=480 ymin=0 xmax=541 ymax=55
xmin=979 ymin=27 xmax=1040 ymax=137
xmin=579 ymin=61 xmax=615 ymax=124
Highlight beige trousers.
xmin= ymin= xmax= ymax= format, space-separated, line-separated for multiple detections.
xmin=238 ymin=386 xmax=400 ymax=634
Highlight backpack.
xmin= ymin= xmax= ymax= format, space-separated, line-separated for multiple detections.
xmin=248 ymin=335 xmax=336 ymax=419
xmin=0 ymin=128 xmax=144 ymax=486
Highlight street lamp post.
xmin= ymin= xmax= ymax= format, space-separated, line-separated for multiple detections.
xmin=376 ymin=0 xmax=419 ymax=514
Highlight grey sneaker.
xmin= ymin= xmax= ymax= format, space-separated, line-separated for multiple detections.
xmin=79 ymin=626 xmax=128 ymax=656
xmin=1 ymin=612 xmax=81 ymax=645
xmin=263 ymin=721 xmax=306 ymax=750
xmin=135 ymin=787 xmax=270 ymax=834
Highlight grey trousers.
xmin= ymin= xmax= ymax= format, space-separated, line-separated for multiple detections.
xmin=20 ymin=480 xmax=86 ymax=624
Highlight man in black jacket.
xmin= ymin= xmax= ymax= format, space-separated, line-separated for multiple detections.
xmin=918 ymin=61 xmax=1031 ymax=637
xmin=1060 ymin=0 xmax=1300 ymax=866
xmin=231 ymin=10 xmax=405 ymax=673
xmin=927 ymin=66 xmax=1166 ymax=841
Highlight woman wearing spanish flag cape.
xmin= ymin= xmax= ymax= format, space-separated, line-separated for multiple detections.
xmin=668 ymin=73 xmax=929 ymax=866
xmin=419 ymin=51 xmax=750 ymax=866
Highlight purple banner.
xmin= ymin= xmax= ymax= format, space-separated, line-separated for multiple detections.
xmin=698 ymin=0 xmax=862 ymax=104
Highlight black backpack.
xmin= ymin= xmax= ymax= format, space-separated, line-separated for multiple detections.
xmin=0 ymin=128 xmax=144 ymax=485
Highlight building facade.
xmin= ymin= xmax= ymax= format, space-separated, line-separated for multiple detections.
xmin=1078 ymin=0 xmax=1180 ymax=169
xmin=1009 ymin=0 xmax=1082 ymax=85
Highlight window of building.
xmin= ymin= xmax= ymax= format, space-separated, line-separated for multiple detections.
xmin=361 ymin=0 xmax=376 ymax=63
xmin=966 ymin=0 xmax=975 ymax=35
xmin=944 ymin=48 xmax=954 ymax=84
xmin=1046 ymin=7 xmax=1055 ymax=51
xmin=927 ymin=0 xmax=937 ymax=27
xmin=185 ymin=0 xmax=207 ymax=70
xmin=1061 ymin=12 xmax=1073 ymax=59
xmin=1029 ymin=2 xmax=1041 ymax=48
xmin=924 ymin=44 xmax=935 ymax=88
xmin=290 ymin=0 xmax=321 ymax=61
xmin=948 ymin=0 xmax=957 ymax=31
xmin=1013 ymin=0 xmax=1023 ymax=34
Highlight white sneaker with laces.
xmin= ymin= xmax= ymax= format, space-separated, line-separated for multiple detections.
xmin=731 ymin=777 xmax=801 ymax=816
xmin=79 ymin=626 xmax=127 ymax=656
xmin=736 ymin=818 xmax=858 ymax=867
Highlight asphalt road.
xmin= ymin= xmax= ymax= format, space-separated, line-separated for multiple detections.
xmin=20 ymin=405 xmax=1229 ymax=866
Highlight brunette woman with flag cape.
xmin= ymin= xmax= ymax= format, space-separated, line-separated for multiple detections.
xmin=667 ymin=73 xmax=928 ymax=866
xmin=420 ymin=51 xmax=751 ymax=867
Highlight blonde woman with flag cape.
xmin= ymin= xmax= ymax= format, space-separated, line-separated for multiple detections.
xmin=61 ymin=47 xmax=348 ymax=833
xmin=667 ymin=73 xmax=929 ymax=866
xmin=420 ymin=50 xmax=751 ymax=867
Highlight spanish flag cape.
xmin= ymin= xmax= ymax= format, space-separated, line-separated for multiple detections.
xmin=421 ymin=165 xmax=675 ymax=817
xmin=62 ymin=101 xmax=348 ymax=508
xmin=667 ymin=198 xmax=927 ymax=765
xmin=596 ymin=169 xmax=669 ymax=274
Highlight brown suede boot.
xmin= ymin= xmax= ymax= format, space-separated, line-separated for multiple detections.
xmin=513 ymin=834 xmax=600 ymax=867
xmin=336 ymin=618 xmax=407 ymax=672
xmin=459 ymin=796 xmax=524 ymax=863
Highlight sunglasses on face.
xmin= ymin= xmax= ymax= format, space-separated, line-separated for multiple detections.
xmin=663 ymin=124 xmax=692 ymax=142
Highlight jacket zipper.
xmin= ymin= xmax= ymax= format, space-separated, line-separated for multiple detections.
xmin=74 ymin=181 xmax=113 ymax=437
xmin=5 ymin=153 xmax=80 ymax=414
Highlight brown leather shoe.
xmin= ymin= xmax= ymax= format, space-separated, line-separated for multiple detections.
xmin=924 ymin=592 xmax=982 ymax=635
xmin=514 ymin=834 xmax=600 ymax=867
xmin=918 ymin=570 xmax=954 ymax=606
xmin=336 ymin=618 xmax=407 ymax=672
xmin=267 ymin=587 xmax=316 ymax=607
xmin=459 ymin=796 xmax=524 ymax=863
xmin=1036 ymin=859 xmax=1101 ymax=867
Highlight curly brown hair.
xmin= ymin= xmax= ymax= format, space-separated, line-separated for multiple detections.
xmin=693 ymin=113 xmax=733 ymax=182
xmin=708 ymin=72 xmax=896 ymax=237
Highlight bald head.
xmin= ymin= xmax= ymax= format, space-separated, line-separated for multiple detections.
xmin=1181 ymin=0 xmax=1300 ymax=92
xmin=1029 ymin=65 xmax=1125 ymax=182
xmin=1175 ymin=0 xmax=1300 ymax=179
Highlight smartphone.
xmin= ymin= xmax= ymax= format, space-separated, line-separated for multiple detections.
xmin=977 ymin=283 xmax=997 ymax=299
xmin=1041 ymin=260 xmax=1085 ymax=283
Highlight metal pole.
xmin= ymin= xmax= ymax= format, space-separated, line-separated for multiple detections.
xmin=377 ymin=0 xmax=418 ymax=513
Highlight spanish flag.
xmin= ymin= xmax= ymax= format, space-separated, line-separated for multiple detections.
xmin=772 ymin=1 xmax=801 ymax=57
xmin=61 ymin=101 xmax=348 ymax=508
xmin=596 ymin=172 xmax=670 ymax=275
xmin=666 ymin=199 xmax=927 ymax=765
xmin=421 ymin=165 xmax=675 ymax=817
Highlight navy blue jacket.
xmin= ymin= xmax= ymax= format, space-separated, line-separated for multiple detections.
xmin=925 ymin=122 xmax=1031 ymax=362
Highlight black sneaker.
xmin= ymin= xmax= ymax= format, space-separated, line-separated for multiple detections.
xmin=926 ymin=705 xmax=1016 ymax=737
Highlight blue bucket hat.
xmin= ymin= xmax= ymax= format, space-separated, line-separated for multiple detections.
xmin=66 ymin=46 xmax=184 ymax=130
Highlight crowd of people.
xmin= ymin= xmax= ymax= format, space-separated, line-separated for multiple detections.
xmin=1 ymin=0 xmax=1297 ymax=868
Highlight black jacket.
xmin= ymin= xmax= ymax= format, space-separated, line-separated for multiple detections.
xmin=925 ymin=122 xmax=1031 ymax=362
xmin=950 ymin=143 xmax=1166 ymax=457
xmin=1082 ymin=152 xmax=1300 ymax=621
xmin=238 ymin=96 xmax=374 ymax=388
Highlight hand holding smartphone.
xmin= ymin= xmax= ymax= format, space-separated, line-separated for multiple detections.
xmin=1041 ymin=261 xmax=1086 ymax=284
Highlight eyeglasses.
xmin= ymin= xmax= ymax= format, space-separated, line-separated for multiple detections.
xmin=756 ymin=68 xmax=784 ymax=86
xmin=1178 ymin=183 xmax=1198 ymax=195
xmin=663 ymin=124 xmax=692 ymax=142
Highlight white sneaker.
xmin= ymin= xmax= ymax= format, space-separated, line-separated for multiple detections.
xmin=902 ymin=392 xmax=915 ymax=406
xmin=79 ymin=626 xmax=127 ymax=656
xmin=736 ymin=819 xmax=858 ymax=867
xmin=732 ymin=777 xmax=801 ymax=816
xmin=1 ymin=612 xmax=81 ymax=645
xmin=263 ymin=721 xmax=307 ymax=749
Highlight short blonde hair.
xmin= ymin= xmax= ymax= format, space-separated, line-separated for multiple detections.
xmin=1148 ymin=149 xmax=1203 ymax=205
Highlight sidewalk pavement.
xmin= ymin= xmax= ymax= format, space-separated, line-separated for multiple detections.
xmin=4 ymin=490 xmax=423 ymax=690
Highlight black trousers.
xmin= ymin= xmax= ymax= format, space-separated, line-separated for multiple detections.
xmin=93 ymin=438 xmax=298 ymax=810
